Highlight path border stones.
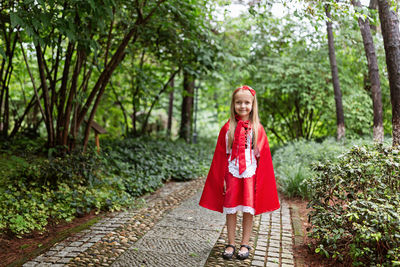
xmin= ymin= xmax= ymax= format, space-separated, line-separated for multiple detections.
xmin=289 ymin=204 xmax=306 ymax=267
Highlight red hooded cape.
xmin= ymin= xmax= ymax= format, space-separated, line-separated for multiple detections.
xmin=199 ymin=121 xmax=280 ymax=215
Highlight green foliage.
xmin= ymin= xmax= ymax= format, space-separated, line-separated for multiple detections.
xmin=101 ymin=137 xmax=213 ymax=197
xmin=274 ymin=138 xmax=347 ymax=199
xmin=273 ymin=137 xmax=389 ymax=199
xmin=0 ymin=151 xmax=134 ymax=236
xmin=307 ymin=145 xmax=400 ymax=266
xmin=0 ymin=137 xmax=213 ymax=236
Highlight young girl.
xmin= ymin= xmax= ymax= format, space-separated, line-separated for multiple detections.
xmin=199 ymin=85 xmax=280 ymax=260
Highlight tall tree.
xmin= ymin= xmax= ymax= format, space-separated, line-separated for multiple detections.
xmin=352 ymin=0 xmax=384 ymax=143
xmin=0 ymin=2 xmax=17 ymax=138
xmin=179 ymin=69 xmax=194 ymax=142
xmin=377 ymin=0 xmax=400 ymax=146
xmin=167 ymin=78 xmax=174 ymax=137
xmin=325 ymin=4 xmax=345 ymax=141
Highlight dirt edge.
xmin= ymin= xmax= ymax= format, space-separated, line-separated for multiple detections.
xmin=290 ymin=204 xmax=306 ymax=267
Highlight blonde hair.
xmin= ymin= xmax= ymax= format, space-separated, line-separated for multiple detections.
xmin=228 ymin=86 xmax=259 ymax=150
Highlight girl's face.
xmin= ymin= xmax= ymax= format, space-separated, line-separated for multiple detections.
xmin=234 ymin=90 xmax=253 ymax=120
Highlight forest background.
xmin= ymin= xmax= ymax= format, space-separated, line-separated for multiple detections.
xmin=1 ymin=0 xmax=394 ymax=148
xmin=1 ymin=0 xmax=400 ymax=265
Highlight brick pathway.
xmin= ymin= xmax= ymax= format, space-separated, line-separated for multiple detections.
xmin=22 ymin=179 xmax=296 ymax=267
xmin=253 ymin=203 xmax=294 ymax=267
xmin=204 ymin=199 xmax=294 ymax=267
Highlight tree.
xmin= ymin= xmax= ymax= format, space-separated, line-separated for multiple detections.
xmin=325 ymin=4 xmax=345 ymax=141
xmin=179 ymin=69 xmax=194 ymax=142
xmin=167 ymin=78 xmax=174 ymax=137
xmin=7 ymin=0 xmax=167 ymax=150
xmin=377 ymin=0 xmax=400 ymax=146
xmin=0 ymin=2 xmax=18 ymax=138
xmin=352 ymin=0 xmax=384 ymax=143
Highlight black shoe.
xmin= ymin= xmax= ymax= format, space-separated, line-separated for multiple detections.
xmin=222 ymin=244 xmax=236 ymax=260
xmin=237 ymin=244 xmax=251 ymax=260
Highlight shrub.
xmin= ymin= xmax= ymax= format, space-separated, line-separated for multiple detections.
xmin=273 ymin=138 xmax=350 ymax=198
xmin=307 ymin=144 xmax=400 ymax=266
xmin=273 ymin=137 xmax=390 ymax=199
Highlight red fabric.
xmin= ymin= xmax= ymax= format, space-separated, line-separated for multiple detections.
xmin=230 ymin=117 xmax=251 ymax=175
xmin=199 ymin=121 xmax=280 ymax=215
xmin=223 ymin=171 xmax=255 ymax=210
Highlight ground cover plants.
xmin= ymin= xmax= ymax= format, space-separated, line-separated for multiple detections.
xmin=307 ymin=144 xmax=400 ymax=266
xmin=0 ymin=137 xmax=213 ymax=236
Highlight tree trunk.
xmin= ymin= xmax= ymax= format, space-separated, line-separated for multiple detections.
xmin=35 ymin=44 xmax=55 ymax=147
xmin=0 ymin=29 xmax=17 ymax=138
xmin=353 ymin=0 xmax=384 ymax=143
xmin=2 ymin=85 xmax=9 ymax=137
xmin=179 ymin=70 xmax=194 ymax=143
xmin=378 ymin=0 xmax=400 ymax=146
xmin=62 ymin=49 xmax=84 ymax=148
xmin=325 ymin=5 xmax=346 ymax=141
xmin=56 ymin=41 xmax=74 ymax=146
xmin=167 ymin=77 xmax=174 ymax=137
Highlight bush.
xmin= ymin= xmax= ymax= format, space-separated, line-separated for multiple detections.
xmin=307 ymin=144 xmax=400 ymax=266
xmin=273 ymin=138 xmax=349 ymax=198
xmin=273 ymin=137 xmax=389 ymax=199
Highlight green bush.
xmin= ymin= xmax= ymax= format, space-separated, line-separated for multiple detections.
xmin=273 ymin=137 xmax=389 ymax=199
xmin=307 ymin=145 xmax=400 ymax=266
xmin=0 ymin=137 xmax=214 ymax=236
xmin=273 ymin=138 xmax=348 ymax=198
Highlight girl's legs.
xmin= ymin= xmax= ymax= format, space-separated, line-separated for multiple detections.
xmin=225 ymin=213 xmax=237 ymax=253
xmin=240 ymin=212 xmax=253 ymax=253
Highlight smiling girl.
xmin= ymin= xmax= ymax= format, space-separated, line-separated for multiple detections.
xmin=199 ymin=85 xmax=280 ymax=260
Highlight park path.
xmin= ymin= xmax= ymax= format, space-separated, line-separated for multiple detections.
xmin=22 ymin=177 xmax=297 ymax=267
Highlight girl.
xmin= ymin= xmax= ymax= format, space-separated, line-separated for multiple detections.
xmin=199 ymin=85 xmax=280 ymax=260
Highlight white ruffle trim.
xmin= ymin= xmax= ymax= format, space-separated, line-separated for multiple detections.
xmin=223 ymin=205 xmax=255 ymax=215
xmin=228 ymin=160 xmax=257 ymax=178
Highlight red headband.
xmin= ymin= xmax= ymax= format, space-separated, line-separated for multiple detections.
xmin=234 ymin=85 xmax=256 ymax=96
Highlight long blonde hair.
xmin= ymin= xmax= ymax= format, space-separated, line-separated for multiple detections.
xmin=228 ymin=86 xmax=259 ymax=150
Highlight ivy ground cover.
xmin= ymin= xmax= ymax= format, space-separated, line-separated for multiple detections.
xmin=0 ymin=137 xmax=213 ymax=236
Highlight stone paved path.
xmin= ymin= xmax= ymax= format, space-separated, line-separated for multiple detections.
xmin=204 ymin=199 xmax=294 ymax=267
xmin=112 ymin=192 xmax=225 ymax=267
xmin=22 ymin=178 xmax=296 ymax=267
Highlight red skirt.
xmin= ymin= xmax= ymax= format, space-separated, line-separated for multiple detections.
xmin=223 ymin=171 xmax=256 ymax=215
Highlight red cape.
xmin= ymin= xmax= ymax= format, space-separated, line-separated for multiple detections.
xmin=199 ymin=121 xmax=280 ymax=215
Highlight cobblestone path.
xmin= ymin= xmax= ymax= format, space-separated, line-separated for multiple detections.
xmin=204 ymin=200 xmax=294 ymax=267
xmin=112 ymin=192 xmax=225 ymax=267
xmin=22 ymin=177 xmax=296 ymax=267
